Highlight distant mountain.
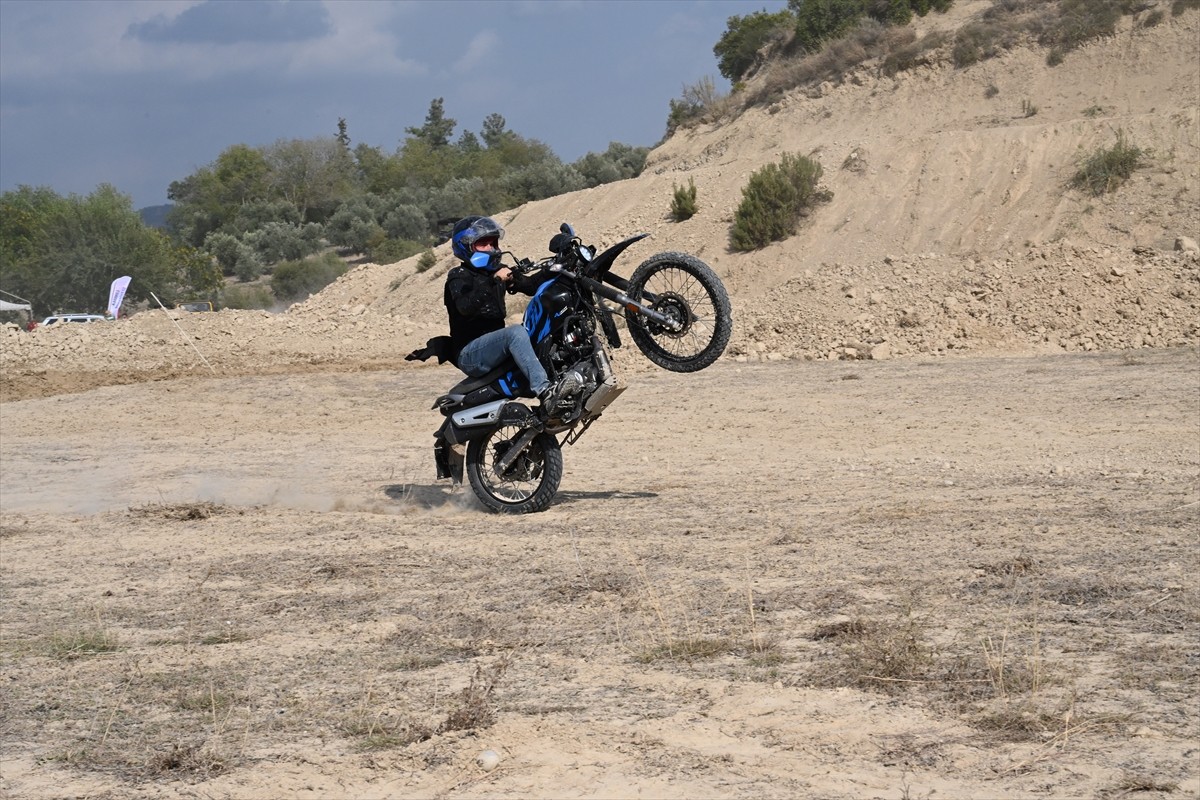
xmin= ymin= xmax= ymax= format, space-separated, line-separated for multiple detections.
xmin=138 ymin=204 xmax=172 ymax=229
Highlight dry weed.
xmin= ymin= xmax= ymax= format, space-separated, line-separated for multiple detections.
xmin=438 ymin=656 xmax=511 ymax=734
xmin=45 ymin=627 xmax=121 ymax=660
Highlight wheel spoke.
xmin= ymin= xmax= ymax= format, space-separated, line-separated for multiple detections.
xmin=478 ymin=425 xmax=543 ymax=504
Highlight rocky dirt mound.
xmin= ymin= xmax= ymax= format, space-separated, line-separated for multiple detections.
xmin=2 ymin=3 xmax=1197 ymax=401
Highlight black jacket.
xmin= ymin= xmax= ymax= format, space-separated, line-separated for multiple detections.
xmin=405 ymin=263 xmax=545 ymax=367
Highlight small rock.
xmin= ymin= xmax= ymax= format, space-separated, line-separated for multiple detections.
xmin=477 ymin=750 xmax=501 ymax=771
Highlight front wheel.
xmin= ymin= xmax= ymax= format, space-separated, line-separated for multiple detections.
xmin=626 ymin=252 xmax=732 ymax=373
xmin=465 ymin=425 xmax=563 ymax=513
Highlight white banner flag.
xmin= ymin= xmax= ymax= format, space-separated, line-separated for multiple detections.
xmin=107 ymin=276 xmax=131 ymax=318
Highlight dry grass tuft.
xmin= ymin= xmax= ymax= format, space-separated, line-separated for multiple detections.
xmin=811 ymin=618 xmax=872 ymax=640
xmin=636 ymin=636 xmax=739 ymax=664
xmin=438 ymin=656 xmax=510 ymax=734
xmin=129 ymin=502 xmax=232 ymax=520
xmin=46 ymin=628 xmax=121 ymax=660
xmin=1111 ymin=772 xmax=1180 ymax=794
xmin=145 ymin=741 xmax=229 ymax=778
xmin=976 ymin=554 xmax=1038 ymax=578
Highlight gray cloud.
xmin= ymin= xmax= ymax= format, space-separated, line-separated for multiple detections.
xmin=127 ymin=0 xmax=332 ymax=45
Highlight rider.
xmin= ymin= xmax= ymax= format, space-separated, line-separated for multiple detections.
xmin=440 ymin=215 xmax=579 ymax=414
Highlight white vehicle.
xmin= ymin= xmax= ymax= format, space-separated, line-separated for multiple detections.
xmin=40 ymin=314 xmax=108 ymax=326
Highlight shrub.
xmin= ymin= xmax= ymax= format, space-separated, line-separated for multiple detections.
xmin=667 ymin=76 xmax=724 ymax=135
xmin=416 ymin=250 xmax=437 ymax=273
xmin=1070 ymin=131 xmax=1149 ymax=196
xmin=220 ymin=283 xmax=274 ymax=309
xmin=326 ymin=199 xmax=383 ymax=252
xmin=497 ymin=161 xmax=586 ymax=203
xmin=953 ymin=21 xmax=1021 ymax=68
xmin=380 ymin=202 xmax=429 ymax=242
xmin=228 ymin=200 xmax=301 ymax=236
xmin=714 ymin=9 xmax=796 ymax=82
xmin=1174 ymin=0 xmax=1200 ymax=15
xmin=1042 ymin=0 xmax=1131 ymax=66
xmin=880 ymin=30 xmax=944 ymax=76
xmin=270 ymin=251 xmax=348 ymax=301
xmin=789 ymin=0 xmax=951 ymax=55
xmin=371 ymin=238 xmax=425 ymax=265
xmin=573 ymin=142 xmax=650 ymax=188
xmin=670 ymin=178 xmax=699 ymax=221
xmin=244 ymin=221 xmax=324 ymax=265
xmin=730 ymin=152 xmax=830 ymax=251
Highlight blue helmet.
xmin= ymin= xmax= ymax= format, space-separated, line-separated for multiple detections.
xmin=451 ymin=216 xmax=505 ymax=265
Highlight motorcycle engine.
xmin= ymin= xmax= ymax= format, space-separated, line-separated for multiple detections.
xmin=550 ymin=313 xmax=595 ymax=370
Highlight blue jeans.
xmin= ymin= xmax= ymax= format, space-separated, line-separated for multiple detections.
xmin=457 ymin=325 xmax=550 ymax=395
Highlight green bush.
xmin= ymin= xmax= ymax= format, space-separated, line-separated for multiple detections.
xmin=789 ymin=0 xmax=951 ymax=54
xmin=243 ymin=221 xmax=324 ymax=265
xmin=572 ymin=142 xmax=650 ymax=188
xmin=270 ymin=251 xmax=348 ymax=301
xmin=730 ymin=153 xmax=830 ymax=251
xmin=953 ymin=20 xmax=1021 ymax=68
xmin=1042 ymin=0 xmax=1132 ymax=66
xmin=714 ymin=9 xmax=796 ymax=82
xmin=667 ymin=76 xmax=724 ymax=135
xmin=416 ymin=250 xmax=437 ymax=273
xmin=326 ymin=199 xmax=383 ymax=252
xmin=1070 ymin=131 xmax=1149 ymax=196
xmin=220 ymin=283 xmax=275 ymax=310
xmin=670 ymin=178 xmax=699 ymax=221
xmin=371 ymin=238 xmax=425 ymax=265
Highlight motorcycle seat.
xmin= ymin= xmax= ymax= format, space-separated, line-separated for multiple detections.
xmin=432 ymin=359 xmax=534 ymax=410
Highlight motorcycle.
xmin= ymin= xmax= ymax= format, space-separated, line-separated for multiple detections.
xmin=431 ymin=223 xmax=732 ymax=513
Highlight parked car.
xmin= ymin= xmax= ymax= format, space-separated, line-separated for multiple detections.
xmin=176 ymin=301 xmax=213 ymax=312
xmin=40 ymin=314 xmax=108 ymax=326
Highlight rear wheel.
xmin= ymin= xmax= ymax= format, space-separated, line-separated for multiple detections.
xmin=626 ymin=252 xmax=732 ymax=372
xmin=465 ymin=425 xmax=563 ymax=513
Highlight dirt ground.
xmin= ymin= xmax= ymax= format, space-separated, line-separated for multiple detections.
xmin=2 ymin=4 xmax=1197 ymax=797
xmin=1 ymin=348 xmax=1196 ymax=799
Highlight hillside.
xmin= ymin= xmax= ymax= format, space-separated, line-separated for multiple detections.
xmin=2 ymin=1 xmax=1197 ymax=399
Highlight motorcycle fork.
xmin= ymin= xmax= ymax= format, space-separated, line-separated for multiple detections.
xmin=581 ymin=275 xmax=680 ymax=332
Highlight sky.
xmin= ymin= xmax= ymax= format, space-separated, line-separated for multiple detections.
xmin=0 ymin=0 xmax=786 ymax=210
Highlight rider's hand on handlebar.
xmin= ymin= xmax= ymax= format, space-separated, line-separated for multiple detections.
xmin=493 ymin=266 xmax=513 ymax=284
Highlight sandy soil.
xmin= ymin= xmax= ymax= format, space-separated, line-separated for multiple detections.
xmin=2 ymin=4 xmax=1198 ymax=798
xmin=1 ymin=349 xmax=1197 ymax=799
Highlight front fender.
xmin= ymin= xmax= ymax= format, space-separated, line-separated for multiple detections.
xmin=590 ymin=233 xmax=651 ymax=277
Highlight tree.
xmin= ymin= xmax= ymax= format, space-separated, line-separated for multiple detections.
xmin=326 ymin=198 xmax=384 ymax=252
xmin=714 ymin=9 xmax=795 ymax=82
xmin=336 ymin=117 xmax=351 ymax=150
xmin=456 ymin=129 xmax=482 ymax=153
xmin=263 ymin=136 xmax=357 ymax=221
xmin=481 ymin=113 xmax=510 ymax=148
xmin=573 ymin=142 xmax=650 ymax=188
xmin=1 ymin=185 xmax=219 ymax=315
xmin=789 ymin=0 xmax=867 ymax=53
xmin=214 ymin=144 xmax=270 ymax=206
xmin=406 ymin=97 xmax=456 ymax=149
xmin=788 ymin=0 xmax=952 ymax=52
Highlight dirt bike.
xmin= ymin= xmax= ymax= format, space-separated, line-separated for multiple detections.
xmin=431 ymin=223 xmax=732 ymax=513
